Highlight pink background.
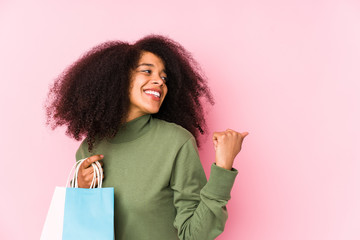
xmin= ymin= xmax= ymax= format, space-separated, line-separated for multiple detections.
xmin=1 ymin=0 xmax=359 ymax=239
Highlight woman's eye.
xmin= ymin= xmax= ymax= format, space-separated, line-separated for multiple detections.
xmin=142 ymin=69 xmax=152 ymax=74
xmin=161 ymin=76 xmax=168 ymax=82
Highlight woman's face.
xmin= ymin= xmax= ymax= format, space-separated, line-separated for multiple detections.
xmin=127 ymin=51 xmax=168 ymax=121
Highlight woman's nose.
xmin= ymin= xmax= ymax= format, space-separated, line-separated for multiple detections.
xmin=152 ymin=76 xmax=165 ymax=86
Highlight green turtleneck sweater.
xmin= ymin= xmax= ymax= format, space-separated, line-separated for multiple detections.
xmin=75 ymin=114 xmax=238 ymax=240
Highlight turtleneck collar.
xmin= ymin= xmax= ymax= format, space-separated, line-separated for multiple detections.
xmin=107 ymin=114 xmax=152 ymax=143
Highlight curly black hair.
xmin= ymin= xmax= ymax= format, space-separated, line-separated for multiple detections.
xmin=44 ymin=35 xmax=214 ymax=153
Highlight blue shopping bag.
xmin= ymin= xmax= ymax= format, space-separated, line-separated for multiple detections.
xmin=41 ymin=159 xmax=114 ymax=240
xmin=62 ymin=187 xmax=114 ymax=240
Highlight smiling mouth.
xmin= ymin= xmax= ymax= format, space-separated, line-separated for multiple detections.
xmin=144 ymin=90 xmax=161 ymax=98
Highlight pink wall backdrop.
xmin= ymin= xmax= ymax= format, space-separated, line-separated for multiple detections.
xmin=1 ymin=0 xmax=359 ymax=239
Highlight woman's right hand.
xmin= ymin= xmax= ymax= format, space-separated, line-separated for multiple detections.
xmin=77 ymin=154 xmax=104 ymax=188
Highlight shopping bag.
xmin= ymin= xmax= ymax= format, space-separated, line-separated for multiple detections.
xmin=40 ymin=158 xmax=114 ymax=240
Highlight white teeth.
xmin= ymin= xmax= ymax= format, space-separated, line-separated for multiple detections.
xmin=144 ymin=90 xmax=160 ymax=97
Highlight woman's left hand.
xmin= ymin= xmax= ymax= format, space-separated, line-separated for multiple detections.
xmin=213 ymin=129 xmax=249 ymax=170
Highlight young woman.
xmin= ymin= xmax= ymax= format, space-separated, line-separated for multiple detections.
xmin=45 ymin=35 xmax=248 ymax=239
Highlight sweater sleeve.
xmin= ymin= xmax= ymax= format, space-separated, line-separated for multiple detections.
xmin=75 ymin=139 xmax=90 ymax=161
xmin=170 ymin=137 xmax=238 ymax=240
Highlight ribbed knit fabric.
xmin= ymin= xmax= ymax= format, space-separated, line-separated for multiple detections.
xmin=75 ymin=114 xmax=238 ymax=240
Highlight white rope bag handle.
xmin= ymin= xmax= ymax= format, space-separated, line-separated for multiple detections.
xmin=66 ymin=158 xmax=103 ymax=188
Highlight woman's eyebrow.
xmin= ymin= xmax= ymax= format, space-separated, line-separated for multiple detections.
xmin=137 ymin=63 xmax=166 ymax=73
xmin=137 ymin=63 xmax=154 ymax=67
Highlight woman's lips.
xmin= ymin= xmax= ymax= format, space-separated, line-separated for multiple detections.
xmin=144 ymin=89 xmax=161 ymax=101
